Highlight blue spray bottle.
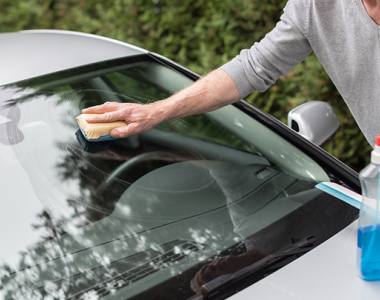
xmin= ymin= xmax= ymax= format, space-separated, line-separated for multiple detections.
xmin=358 ymin=135 xmax=380 ymax=280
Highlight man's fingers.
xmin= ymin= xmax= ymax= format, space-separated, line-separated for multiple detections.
xmin=110 ymin=123 xmax=140 ymax=138
xmin=82 ymin=102 xmax=121 ymax=114
xmin=85 ymin=110 xmax=124 ymax=123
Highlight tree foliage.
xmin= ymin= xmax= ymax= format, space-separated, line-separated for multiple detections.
xmin=0 ymin=0 xmax=371 ymax=170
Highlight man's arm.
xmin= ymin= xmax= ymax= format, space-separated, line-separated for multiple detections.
xmin=154 ymin=68 xmax=240 ymax=119
xmin=82 ymin=68 xmax=240 ymax=138
xmin=83 ymin=0 xmax=311 ymax=138
xmin=221 ymin=0 xmax=312 ymax=97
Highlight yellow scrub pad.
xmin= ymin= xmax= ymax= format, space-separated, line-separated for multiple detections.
xmin=76 ymin=114 xmax=126 ymax=141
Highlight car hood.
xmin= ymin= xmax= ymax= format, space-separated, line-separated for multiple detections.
xmin=230 ymin=221 xmax=380 ymax=300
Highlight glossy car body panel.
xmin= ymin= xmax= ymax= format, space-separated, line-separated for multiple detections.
xmin=0 ymin=30 xmax=146 ymax=85
xmin=230 ymin=222 xmax=380 ymax=300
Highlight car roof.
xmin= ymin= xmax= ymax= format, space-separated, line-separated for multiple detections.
xmin=0 ymin=29 xmax=147 ymax=86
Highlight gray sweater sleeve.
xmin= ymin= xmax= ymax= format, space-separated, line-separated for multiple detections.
xmin=221 ymin=0 xmax=312 ymax=97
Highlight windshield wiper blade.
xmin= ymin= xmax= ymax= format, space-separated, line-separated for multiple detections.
xmin=198 ymin=236 xmax=317 ymax=299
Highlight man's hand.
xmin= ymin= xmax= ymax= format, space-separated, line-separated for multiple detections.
xmin=82 ymin=102 xmax=165 ymax=138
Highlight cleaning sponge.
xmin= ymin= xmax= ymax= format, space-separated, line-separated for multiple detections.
xmin=76 ymin=114 xmax=126 ymax=141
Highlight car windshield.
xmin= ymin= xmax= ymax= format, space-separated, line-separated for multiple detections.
xmin=0 ymin=55 xmax=357 ymax=299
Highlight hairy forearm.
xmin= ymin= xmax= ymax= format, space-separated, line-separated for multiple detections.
xmin=150 ymin=68 xmax=240 ymax=122
xmin=82 ymin=68 xmax=241 ymax=138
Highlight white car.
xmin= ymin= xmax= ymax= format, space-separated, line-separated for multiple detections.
xmin=0 ymin=30 xmax=378 ymax=300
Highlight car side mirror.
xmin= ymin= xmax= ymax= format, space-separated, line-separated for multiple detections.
xmin=287 ymin=101 xmax=339 ymax=146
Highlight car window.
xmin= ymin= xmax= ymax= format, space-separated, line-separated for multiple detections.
xmin=0 ymin=57 xmax=357 ymax=300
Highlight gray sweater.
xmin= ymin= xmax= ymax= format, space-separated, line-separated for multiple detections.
xmin=222 ymin=0 xmax=379 ymax=145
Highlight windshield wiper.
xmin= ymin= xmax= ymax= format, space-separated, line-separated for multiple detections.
xmin=192 ymin=236 xmax=317 ymax=300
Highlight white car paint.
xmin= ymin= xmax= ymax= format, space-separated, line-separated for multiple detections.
xmin=230 ymin=221 xmax=380 ymax=300
xmin=0 ymin=30 xmax=146 ymax=86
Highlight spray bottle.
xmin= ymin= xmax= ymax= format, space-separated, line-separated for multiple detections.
xmin=358 ymin=136 xmax=380 ymax=280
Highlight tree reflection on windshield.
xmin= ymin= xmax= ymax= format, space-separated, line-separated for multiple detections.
xmin=0 ymin=88 xmax=251 ymax=299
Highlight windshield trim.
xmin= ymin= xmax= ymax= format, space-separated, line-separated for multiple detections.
xmin=1 ymin=54 xmax=150 ymax=89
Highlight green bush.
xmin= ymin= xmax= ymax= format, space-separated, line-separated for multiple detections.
xmin=0 ymin=0 xmax=371 ymax=170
